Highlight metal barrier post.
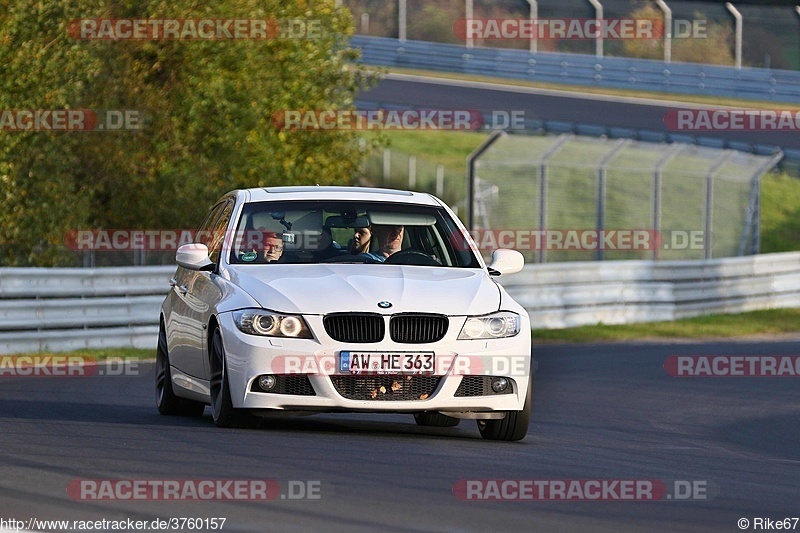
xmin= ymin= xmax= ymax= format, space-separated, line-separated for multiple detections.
xmin=465 ymin=0 xmax=474 ymax=49
xmin=383 ymin=148 xmax=391 ymax=184
xmin=652 ymin=143 xmax=685 ymax=259
xmin=537 ymin=134 xmax=573 ymax=263
xmin=656 ymin=0 xmax=672 ymax=63
xmin=704 ymin=151 xmax=734 ymax=259
xmin=399 ymin=0 xmax=407 ymax=42
xmin=526 ymin=0 xmax=538 ymax=54
xmin=587 ymin=0 xmax=604 ymax=58
xmin=726 ymin=3 xmax=742 ymax=69
xmin=466 ymin=131 xmax=506 ymax=230
xmin=739 ymin=151 xmax=784 ymax=255
xmin=595 ymin=139 xmax=628 ymax=260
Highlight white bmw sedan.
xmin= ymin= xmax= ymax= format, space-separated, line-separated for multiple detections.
xmin=157 ymin=186 xmax=532 ymax=440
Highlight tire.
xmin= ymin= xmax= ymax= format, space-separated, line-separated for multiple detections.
xmin=477 ymin=373 xmax=532 ymax=441
xmin=414 ymin=412 xmax=461 ymax=427
xmin=156 ymin=322 xmax=205 ymax=417
xmin=209 ymin=328 xmax=261 ymax=429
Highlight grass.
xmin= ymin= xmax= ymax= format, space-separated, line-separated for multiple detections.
xmin=760 ymin=172 xmax=800 ymax=253
xmin=532 ymin=308 xmax=800 ymax=343
xmin=2 ymin=348 xmax=155 ymax=361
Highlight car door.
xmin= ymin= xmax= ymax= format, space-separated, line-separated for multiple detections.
xmin=166 ymin=201 xmax=226 ymax=379
xmin=181 ymin=198 xmax=234 ymax=380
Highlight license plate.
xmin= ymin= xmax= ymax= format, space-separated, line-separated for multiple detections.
xmin=339 ymin=352 xmax=435 ymax=374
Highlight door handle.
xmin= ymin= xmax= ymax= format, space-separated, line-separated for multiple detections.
xmin=170 ymin=278 xmax=188 ymax=294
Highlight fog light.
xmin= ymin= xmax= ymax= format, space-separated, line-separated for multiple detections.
xmin=491 ymin=377 xmax=509 ymax=393
xmin=258 ymin=375 xmax=277 ymax=391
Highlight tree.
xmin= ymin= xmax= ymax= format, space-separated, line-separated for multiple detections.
xmin=622 ymin=5 xmax=735 ymax=66
xmin=0 ymin=0 xmax=378 ymax=266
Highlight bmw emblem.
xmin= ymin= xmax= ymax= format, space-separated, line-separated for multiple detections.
xmin=377 ymin=301 xmax=392 ymax=309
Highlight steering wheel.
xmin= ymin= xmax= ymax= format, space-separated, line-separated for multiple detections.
xmin=384 ymin=249 xmax=442 ymax=266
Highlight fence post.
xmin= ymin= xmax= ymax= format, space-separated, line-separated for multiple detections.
xmin=739 ymin=151 xmax=783 ymax=255
xmin=652 ymin=143 xmax=685 ymax=259
xmin=398 ymin=0 xmax=407 ymax=41
xmin=408 ymin=155 xmax=417 ymax=189
xmin=538 ymin=134 xmax=573 ymax=263
xmin=587 ymin=0 xmax=604 ymax=58
xmin=526 ymin=0 xmax=538 ymax=54
xmin=656 ymin=0 xmax=672 ymax=63
xmin=466 ymin=130 xmax=506 ymax=230
xmin=595 ymin=139 xmax=628 ymax=260
xmin=704 ymin=151 xmax=734 ymax=259
xmin=383 ymin=148 xmax=391 ymax=184
xmin=436 ymin=164 xmax=444 ymax=198
xmin=465 ymin=0 xmax=474 ymax=49
xmin=726 ymin=3 xmax=743 ymax=69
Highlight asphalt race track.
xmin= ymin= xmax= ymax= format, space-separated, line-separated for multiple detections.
xmin=1 ymin=341 xmax=798 ymax=532
xmin=359 ymin=74 xmax=800 ymax=152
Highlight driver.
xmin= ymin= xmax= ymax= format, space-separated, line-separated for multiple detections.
xmin=372 ymin=225 xmax=404 ymax=260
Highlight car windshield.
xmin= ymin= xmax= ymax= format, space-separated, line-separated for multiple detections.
xmin=228 ymin=201 xmax=480 ymax=268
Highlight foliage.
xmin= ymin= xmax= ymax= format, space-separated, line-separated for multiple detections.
xmin=0 ymin=0 xmax=379 ymax=266
xmin=621 ymin=5 xmax=735 ymax=65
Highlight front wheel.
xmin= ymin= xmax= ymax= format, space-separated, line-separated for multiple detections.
xmin=477 ymin=374 xmax=532 ymax=441
xmin=209 ymin=329 xmax=260 ymax=429
xmin=156 ymin=322 xmax=205 ymax=417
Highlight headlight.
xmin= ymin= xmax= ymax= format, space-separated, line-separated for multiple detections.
xmin=233 ymin=310 xmax=312 ymax=339
xmin=458 ymin=312 xmax=520 ymax=340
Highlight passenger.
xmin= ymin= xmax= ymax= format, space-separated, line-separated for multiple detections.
xmin=244 ymin=229 xmax=283 ymax=262
xmin=349 ymin=226 xmax=373 ymax=255
xmin=261 ymin=231 xmax=284 ymax=262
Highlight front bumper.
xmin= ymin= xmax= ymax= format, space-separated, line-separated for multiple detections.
xmin=218 ymin=312 xmax=532 ymax=413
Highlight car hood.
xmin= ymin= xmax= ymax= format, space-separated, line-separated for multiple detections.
xmin=226 ymin=264 xmax=499 ymax=315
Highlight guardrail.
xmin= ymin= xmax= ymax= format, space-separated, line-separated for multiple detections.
xmin=500 ymin=251 xmax=800 ymax=328
xmin=1 ymin=254 xmax=799 ymax=353
xmin=0 ymin=266 xmax=174 ymax=354
xmin=352 ymin=36 xmax=800 ymax=103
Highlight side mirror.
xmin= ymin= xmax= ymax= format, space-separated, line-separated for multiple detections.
xmin=487 ymin=249 xmax=524 ymax=276
xmin=176 ymin=243 xmax=215 ymax=271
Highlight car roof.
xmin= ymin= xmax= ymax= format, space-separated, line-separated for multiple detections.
xmin=243 ymin=186 xmax=442 ymax=206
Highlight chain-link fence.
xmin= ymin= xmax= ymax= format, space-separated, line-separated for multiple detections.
xmin=359 ymin=146 xmax=466 ymax=214
xmin=468 ymin=132 xmax=782 ymax=263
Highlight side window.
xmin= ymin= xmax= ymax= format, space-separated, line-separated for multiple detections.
xmin=207 ymin=201 xmax=234 ymax=264
xmin=195 ymin=202 xmax=225 ymax=247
